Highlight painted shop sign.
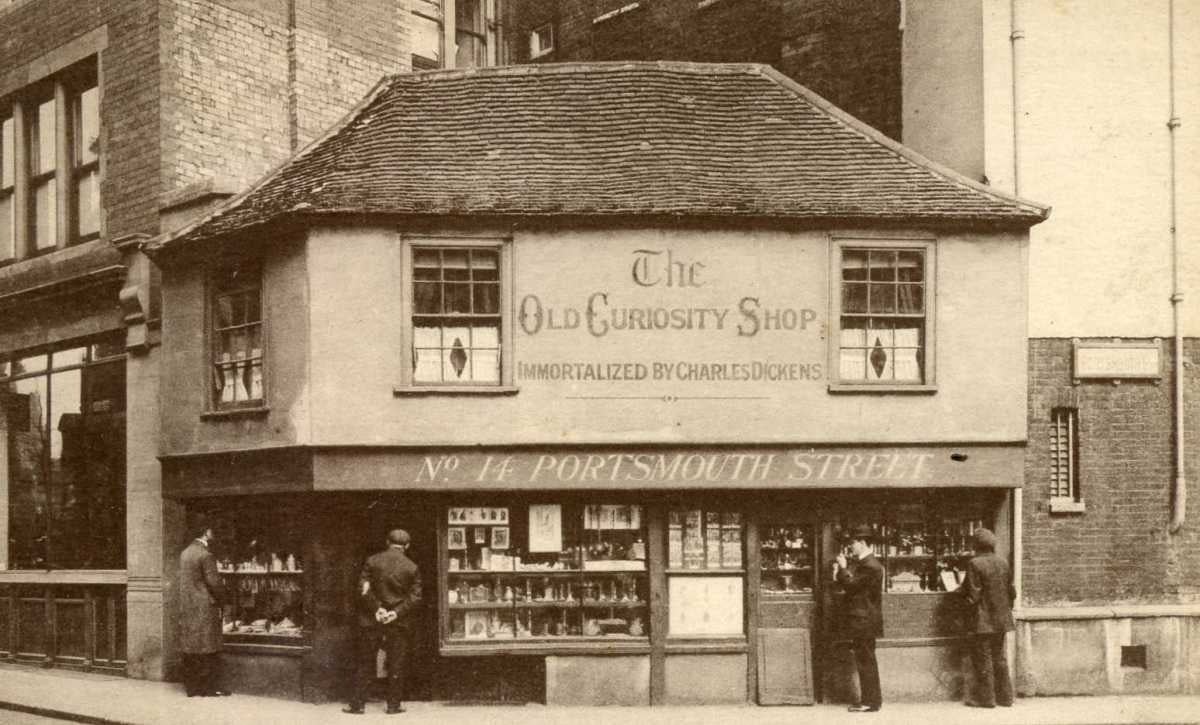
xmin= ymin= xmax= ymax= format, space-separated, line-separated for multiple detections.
xmin=310 ymin=445 xmax=1024 ymax=491
xmin=515 ymin=242 xmax=826 ymax=386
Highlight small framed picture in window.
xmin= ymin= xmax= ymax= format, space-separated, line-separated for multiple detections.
xmin=473 ymin=527 xmax=487 ymax=545
xmin=447 ymin=527 xmax=466 ymax=550
xmin=491 ymin=527 xmax=510 ymax=550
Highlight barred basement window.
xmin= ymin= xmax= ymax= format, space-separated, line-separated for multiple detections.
xmin=1049 ymin=407 xmax=1084 ymax=512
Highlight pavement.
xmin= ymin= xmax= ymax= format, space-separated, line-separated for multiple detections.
xmin=1 ymin=664 xmax=1198 ymax=725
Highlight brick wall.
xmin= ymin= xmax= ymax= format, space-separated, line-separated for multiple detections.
xmin=504 ymin=0 xmax=901 ymax=140
xmin=1024 ymin=338 xmax=1200 ymax=605
xmin=160 ymin=0 xmax=408 ymax=199
xmin=1 ymin=0 xmax=162 ymax=239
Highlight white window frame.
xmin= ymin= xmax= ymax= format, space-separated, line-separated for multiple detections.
xmin=203 ymin=258 xmax=268 ymax=415
xmin=529 ymin=23 xmax=555 ymax=59
xmin=828 ymin=235 xmax=937 ymax=393
xmin=396 ymin=235 xmax=516 ymax=394
xmin=1049 ymin=407 xmax=1085 ymax=513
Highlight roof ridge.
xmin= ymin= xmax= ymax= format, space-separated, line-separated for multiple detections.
xmin=754 ymin=65 xmax=1050 ymax=220
xmin=389 ymin=60 xmax=770 ymax=84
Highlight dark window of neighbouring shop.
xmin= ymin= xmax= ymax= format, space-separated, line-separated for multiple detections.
xmin=0 ymin=333 xmax=126 ymax=569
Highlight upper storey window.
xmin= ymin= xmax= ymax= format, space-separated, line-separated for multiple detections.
xmin=0 ymin=56 xmax=100 ymax=261
xmin=210 ymin=261 xmax=265 ymax=410
xmin=832 ymin=239 xmax=935 ymax=391
xmin=411 ymin=0 xmax=496 ymax=71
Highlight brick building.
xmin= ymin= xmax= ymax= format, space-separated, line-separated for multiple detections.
xmin=502 ymin=0 xmax=1200 ymax=697
xmin=0 ymin=0 xmax=437 ymax=683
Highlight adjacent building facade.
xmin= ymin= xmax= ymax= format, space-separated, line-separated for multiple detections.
xmin=502 ymin=0 xmax=1200 ymax=697
xmin=0 ymin=0 xmax=426 ymax=682
xmin=148 ymin=61 xmax=1046 ymax=704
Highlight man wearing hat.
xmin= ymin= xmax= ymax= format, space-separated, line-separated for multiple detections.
xmin=345 ymin=529 xmax=423 ymax=715
xmin=961 ymin=528 xmax=1015 ymax=708
xmin=835 ymin=525 xmax=885 ymax=713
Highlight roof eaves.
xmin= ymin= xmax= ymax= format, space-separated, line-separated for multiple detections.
xmin=754 ymin=64 xmax=1051 ymax=224
xmin=146 ymin=73 xmax=399 ymax=257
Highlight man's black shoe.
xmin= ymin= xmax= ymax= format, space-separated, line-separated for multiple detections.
xmin=847 ymin=704 xmax=880 ymax=712
xmin=210 ymin=690 xmax=232 ymax=696
xmin=385 ymin=705 xmax=406 ymax=714
xmin=342 ymin=705 xmax=365 ymax=715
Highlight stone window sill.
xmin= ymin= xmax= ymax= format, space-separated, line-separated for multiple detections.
xmin=200 ymin=406 xmax=271 ymax=421
xmin=828 ymin=383 xmax=937 ymax=395
xmin=393 ymin=385 xmax=519 ymax=397
xmin=1049 ymin=497 xmax=1086 ymax=514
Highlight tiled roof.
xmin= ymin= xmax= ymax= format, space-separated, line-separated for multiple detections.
xmin=153 ymin=62 xmax=1048 ymax=253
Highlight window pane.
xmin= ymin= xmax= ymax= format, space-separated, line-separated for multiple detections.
xmin=868 ymin=283 xmax=896 ymax=314
xmin=474 ymin=283 xmax=499 ymax=314
xmin=456 ymin=30 xmax=486 ymax=69
xmin=245 ymin=288 xmax=262 ymax=324
xmin=35 ymin=98 xmax=57 ymax=173
xmin=456 ymin=0 xmax=484 ymax=33
xmin=898 ymin=283 xmax=923 ymax=314
xmin=442 ymin=249 xmax=469 ymax=279
xmin=893 ymin=347 xmax=921 ymax=382
xmin=473 ymin=324 xmax=499 ymax=348
xmin=34 ymin=178 xmax=57 ymax=250
xmin=412 ymin=12 xmax=443 ymax=65
xmin=75 ymin=167 xmax=100 ymax=238
xmin=52 ymin=347 xmax=87 ymax=369
xmin=842 ymin=249 xmax=867 ymax=280
xmin=74 ymin=86 xmax=99 ymax=166
xmin=868 ymin=250 xmax=896 ymax=282
xmin=843 ymin=282 xmax=867 ymax=314
xmin=0 ymin=195 xmax=13 ymax=260
xmin=897 ymin=251 xmax=923 ymax=282
xmin=6 ymin=376 xmax=49 ymax=568
xmin=14 ymin=353 xmax=48 ymax=375
xmin=445 ymin=282 xmax=471 ymax=313
xmin=414 ymin=282 xmax=441 ymax=314
xmin=1 ymin=116 xmax=13 ymax=188
xmin=472 ymin=348 xmax=500 ymax=383
xmin=839 ymin=348 xmax=866 ymax=380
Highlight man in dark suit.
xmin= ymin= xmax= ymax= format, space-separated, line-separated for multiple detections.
xmin=345 ymin=529 xmax=423 ymax=715
xmin=178 ymin=520 xmax=230 ymax=697
xmin=835 ymin=525 xmax=884 ymax=713
xmin=961 ymin=527 xmax=1016 ymax=708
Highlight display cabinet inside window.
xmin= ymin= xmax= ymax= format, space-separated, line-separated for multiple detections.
xmin=443 ymin=503 xmax=648 ymax=648
xmin=760 ymin=523 xmax=815 ymax=596
xmin=835 ymin=501 xmax=988 ymax=594
xmin=667 ymin=508 xmax=745 ymax=638
xmin=208 ymin=507 xmax=307 ymax=645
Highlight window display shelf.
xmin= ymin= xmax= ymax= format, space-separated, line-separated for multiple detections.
xmin=219 ymin=570 xmax=305 ymax=575
xmin=760 ymin=566 xmax=813 ymax=572
xmin=449 ymin=567 xmax=646 ymax=576
xmin=667 ymin=568 xmax=746 ymax=576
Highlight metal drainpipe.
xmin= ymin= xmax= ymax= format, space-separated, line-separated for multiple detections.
xmin=1167 ymin=0 xmax=1187 ymax=533
xmin=1010 ymin=0 xmax=1025 ymax=602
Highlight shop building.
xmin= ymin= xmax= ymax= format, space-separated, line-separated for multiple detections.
xmin=0 ymin=0 xmax=431 ymax=683
xmin=505 ymin=0 xmax=1200 ymax=697
xmin=147 ymin=61 xmax=1047 ymax=704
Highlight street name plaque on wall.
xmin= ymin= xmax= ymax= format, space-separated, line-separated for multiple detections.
xmin=1073 ymin=339 xmax=1162 ymax=383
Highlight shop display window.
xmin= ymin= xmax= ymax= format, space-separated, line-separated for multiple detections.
xmin=443 ymin=503 xmax=648 ymax=645
xmin=760 ymin=523 xmax=815 ymax=596
xmin=667 ymin=508 xmax=745 ymax=638
xmin=207 ymin=506 xmax=307 ymax=644
xmin=836 ymin=498 xmax=989 ymax=594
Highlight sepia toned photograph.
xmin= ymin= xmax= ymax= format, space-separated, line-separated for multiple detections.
xmin=0 ymin=0 xmax=1197 ymax=723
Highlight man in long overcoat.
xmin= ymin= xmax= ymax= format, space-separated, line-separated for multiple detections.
xmin=178 ymin=521 xmax=229 ymax=697
xmin=345 ymin=528 xmax=422 ymax=715
xmin=835 ymin=525 xmax=884 ymax=713
xmin=961 ymin=527 xmax=1016 ymax=708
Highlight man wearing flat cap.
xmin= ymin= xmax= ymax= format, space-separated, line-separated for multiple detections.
xmin=961 ymin=528 xmax=1016 ymax=708
xmin=834 ymin=525 xmax=885 ymax=713
xmin=345 ymin=529 xmax=422 ymax=715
